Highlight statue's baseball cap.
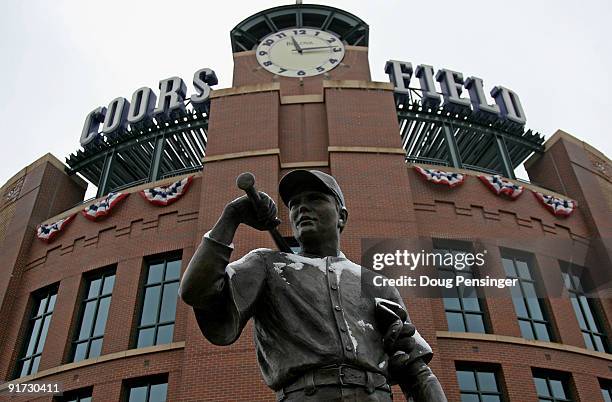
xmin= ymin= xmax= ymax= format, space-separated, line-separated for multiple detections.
xmin=279 ymin=170 xmax=346 ymax=209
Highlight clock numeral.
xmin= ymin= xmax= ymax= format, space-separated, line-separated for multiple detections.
xmin=263 ymin=39 xmax=274 ymax=46
xmin=263 ymin=61 xmax=273 ymax=66
xmin=258 ymin=51 xmax=267 ymax=56
xmin=293 ymin=29 xmax=306 ymax=35
xmin=278 ymin=68 xmax=287 ymax=73
xmin=297 ymin=70 xmax=306 ymax=76
xmin=316 ymin=66 xmax=325 ymax=72
xmin=314 ymin=31 xmax=320 ymax=36
xmin=329 ymin=59 xmax=338 ymax=64
xmin=333 ymin=47 xmax=342 ymax=52
xmin=327 ymin=37 xmax=336 ymax=43
xmin=276 ymin=32 xmax=287 ymax=38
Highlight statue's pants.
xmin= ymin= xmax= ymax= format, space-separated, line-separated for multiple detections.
xmin=277 ymin=386 xmax=392 ymax=401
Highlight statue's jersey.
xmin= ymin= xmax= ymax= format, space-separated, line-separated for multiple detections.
xmin=191 ymin=237 xmax=432 ymax=391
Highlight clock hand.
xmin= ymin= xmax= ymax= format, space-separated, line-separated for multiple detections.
xmin=301 ymin=45 xmax=335 ymax=50
xmin=291 ymin=36 xmax=303 ymax=54
xmin=290 ymin=46 xmax=338 ymax=53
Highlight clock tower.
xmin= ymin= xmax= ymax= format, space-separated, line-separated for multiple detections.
xmin=200 ymin=3 xmax=417 ymax=255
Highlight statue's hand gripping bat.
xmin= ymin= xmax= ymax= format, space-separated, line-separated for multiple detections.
xmin=236 ymin=172 xmax=294 ymax=254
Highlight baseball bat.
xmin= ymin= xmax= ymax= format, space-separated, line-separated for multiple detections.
xmin=236 ymin=172 xmax=294 ymax=254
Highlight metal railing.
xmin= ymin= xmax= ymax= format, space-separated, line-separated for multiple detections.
xmin=405 ymin=156 xmax=449 ymax=167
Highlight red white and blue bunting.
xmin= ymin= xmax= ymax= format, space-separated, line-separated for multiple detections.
xmin=139 ymin=176 xmax=193 ymax=206
xmin=479 ymin=175 xmax=524 ymax=200
xmin=37 ymin=214 xmax=76 ymax=243
xmin=82 ymin=192 xmax=129 ymax=221
xmin=414 ymin=166 xmax=465 ymax=187
xmin=533 ymin=191 xmax=577 ymax=217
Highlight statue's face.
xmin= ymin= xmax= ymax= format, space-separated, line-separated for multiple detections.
xmin=288 ymin=191 xmax=341 ymax=244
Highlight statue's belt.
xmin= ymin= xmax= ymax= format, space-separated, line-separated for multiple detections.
xmin=277 ymin=365 xmax=390 ymax=398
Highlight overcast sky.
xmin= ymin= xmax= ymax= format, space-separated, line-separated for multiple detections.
xmin=1 ymin=0 xmax=610 ymax=194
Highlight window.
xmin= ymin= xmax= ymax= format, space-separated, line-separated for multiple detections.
xmin=136 ymin=257 xmax=181 ymax=348
xmin=560 ymin=262 xmax=608 ymax=352
xmin=533 ymin=371 xmax=573 ymax=402
xmin=125 ymin=376 xmax=168 ymax=402
xmin=436 ymin=243 xmax=487 ymax=333
xmin=456 ymin=366 xmax=504 ymax=402
xmin=502 ymin=254 xmax=553 ymax=341
xmin=15 ymin=285 xmax=57 ymax=378
xmin=72 ymin=270 xmax=115 ymax=362
xmin=600 ymin=379 xmax=612 ymax=402
xmin=55 ymin=387 xmax=92 ymax=402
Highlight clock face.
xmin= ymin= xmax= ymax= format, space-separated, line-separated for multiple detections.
xmin=256 ymin=28 xmax=346 ymax=78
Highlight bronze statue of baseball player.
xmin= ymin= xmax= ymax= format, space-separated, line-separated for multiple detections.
xmin=180 ymin=170 xmax=447 ymax=401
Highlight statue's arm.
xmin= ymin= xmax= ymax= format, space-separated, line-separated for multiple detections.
xmin=180 ymin=190 xmax=277 ymax=307
xmin=397 ymin=359 xmax=448 ymax=402
xmin=178 ymin=193 xmax=277 ymax=345
xmin=373 ymin=286 xmax=447 ymax=402
xmin=179 ymin=210 xmax=240 ymax=309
